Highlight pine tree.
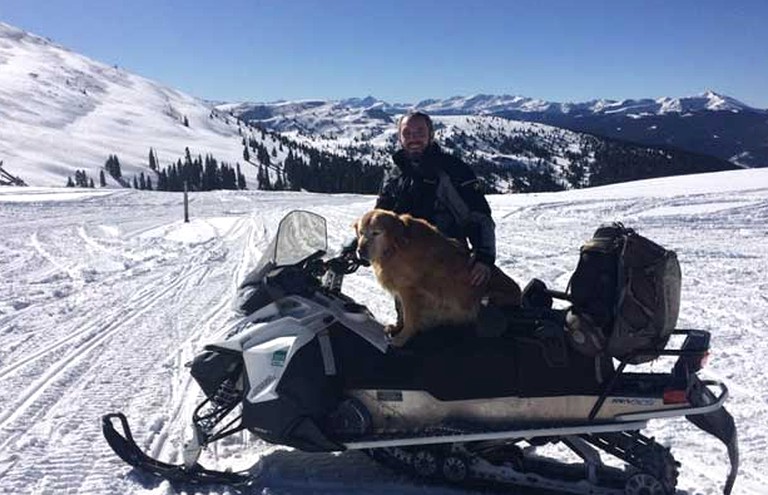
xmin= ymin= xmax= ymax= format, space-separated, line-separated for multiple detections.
xmin=89 ymin=178 xmax=95 ymax=188
xmin=133 ymin=176 xmax=139 ymax=189
xmin=183 ymin=115 xmax=189 ymax=127
xmin=105 ymin=154 xmax=122 ymax=179
xmin=74 ymin=170 xmax=90 ymax=187
xmin=99 ymin=170 xmax=106 ymax=187
xmin=257 ymin=164 xmax=266 ymax=190
xmin=240 ymin=172 xmax=247 ymax=190
xmin=243 ymin=145 xmax=250 ymax=162
xmin=146 ymin=175 xmax=153 ymax=191
xmin=66 ymin=177 xmax=74 ymax=187
xmin=235 ymin=163 xmax=243 ymax=189
xmin=149 ymin=148 xmax=157 ymax=171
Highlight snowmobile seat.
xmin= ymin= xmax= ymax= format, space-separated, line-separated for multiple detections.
xmin=330 ymin=307 xmax=614 ymax=402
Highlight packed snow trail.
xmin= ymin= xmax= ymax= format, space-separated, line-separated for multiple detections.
xmin=0 ymin=168 xmax=766 ymax=494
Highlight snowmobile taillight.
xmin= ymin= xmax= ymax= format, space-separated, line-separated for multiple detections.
xmin=663 ymin=389 xmax=689 ymax=405
xmin=699 ymin=351 xmax=710 ymax=369
xmin=672 ymin=330 xmax=711 ymax=377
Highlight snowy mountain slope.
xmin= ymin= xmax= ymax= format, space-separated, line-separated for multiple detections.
xmin=0 ymin=167 xmax=766 ymax=494
xmin=272 ymin=110 xmax=736 ymax=194
xmin=227 ymin=91 xmax=762 ymax=127
xmin=0 ymin=22 xmax=255 ymax=188
xmin=231 ymin=91 xmax=768 ymax=169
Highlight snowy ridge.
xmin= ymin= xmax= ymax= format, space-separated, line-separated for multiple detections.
xmin=0 ymin=167 xmax=767 ymax=494
xmin=238 ymin=91 xmax=761 ymax=121
xmin=0 ymin=21 xmax=253 ymax=187
xmin=418 ymin=90 xmax=759 ymax=116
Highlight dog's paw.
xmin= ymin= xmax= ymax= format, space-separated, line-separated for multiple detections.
xmin=384 ymin=324 xmax=402 ymax=337
xmin=389 ymin=331 xmax=412 ymax=348
xmin=385 ymin=324 xmax=411 ymax=348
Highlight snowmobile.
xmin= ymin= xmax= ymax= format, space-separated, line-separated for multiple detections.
xmin=103 ymin=210 xmax=738 ymax=494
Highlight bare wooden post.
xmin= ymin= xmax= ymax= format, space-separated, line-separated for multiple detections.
xmin=183 ymin=181 xmax=189 ymax=223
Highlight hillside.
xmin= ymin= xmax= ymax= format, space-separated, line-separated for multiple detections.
xmin=229 ymin=105 xmax=738 ymax=193
xmin=0 ymin=22 xmax=258 ymax=188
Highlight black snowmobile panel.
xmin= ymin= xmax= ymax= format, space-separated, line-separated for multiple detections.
xmin=189 ymin=347 xmax=243 ymax=401
xmin=242 ymin=336 xmax=344 ymax=452
xmin=236 ymin=264 xmax=321 ymax=316
xmin=329 ymin=309 xmax=614 ymax=401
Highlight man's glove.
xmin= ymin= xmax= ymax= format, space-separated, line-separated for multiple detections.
xmin=339 ymin=237 xmax=369 ymax=266
xmin=340 ymin=237 xmax=358 ymax=256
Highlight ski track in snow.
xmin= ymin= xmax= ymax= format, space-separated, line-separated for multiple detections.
xmin=0 ymin=170 xmax=766 ymax=495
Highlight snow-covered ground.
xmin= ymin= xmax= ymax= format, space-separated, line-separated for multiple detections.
xmin=0 ymin=167 xmax=766 ymax=495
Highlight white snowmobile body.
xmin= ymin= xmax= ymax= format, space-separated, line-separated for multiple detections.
xmin=103 ymin=210 xmax=738 ymax=494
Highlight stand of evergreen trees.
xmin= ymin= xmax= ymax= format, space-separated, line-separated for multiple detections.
xmin=281 ymin=148 xmax=382 ymax=193
xmin=132 ymin=172 xmax=154 ymax=190
xmin=65 ymin=170 xmax=95 ymax=188
xmin=155 ymin=149 xmax=246 ymax=191
xmin=69 ymin=150 xmax=248 ymax=192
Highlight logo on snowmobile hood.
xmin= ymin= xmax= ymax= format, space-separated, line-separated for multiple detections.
xmin=271 ymin=349 xmax=288 ymax=367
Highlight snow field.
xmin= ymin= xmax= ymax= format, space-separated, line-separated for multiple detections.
xmin=0 ymin=167 xmax=766 ymax=494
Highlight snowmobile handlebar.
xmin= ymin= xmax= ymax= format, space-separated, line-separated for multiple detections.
xmin=314 ymin=252 xmax=368 ymax=292
xmin=324 ymin=253 xmax=367 ymax=276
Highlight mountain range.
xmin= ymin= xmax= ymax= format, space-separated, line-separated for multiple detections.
xmin=0 ymin=21 xmax=763 ymax=193
xmin=225 ymin=91 xmax=767 ymax=168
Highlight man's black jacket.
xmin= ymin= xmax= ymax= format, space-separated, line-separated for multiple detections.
xmin=375 ymin=143 xmax=496 ymax=266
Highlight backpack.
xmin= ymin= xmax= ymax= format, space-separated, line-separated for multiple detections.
xmin=565 ymin=223 xmax=682 ymax=364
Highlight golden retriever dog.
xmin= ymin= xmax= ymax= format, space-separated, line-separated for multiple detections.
xmin=355 ymin=209 xmax=522 ymax=347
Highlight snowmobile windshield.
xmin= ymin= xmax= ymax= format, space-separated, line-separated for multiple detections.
xmin=254 ymin=210 xmax=328 ymax=272
xmin=234 ymin=211 xmax=328 ymax=316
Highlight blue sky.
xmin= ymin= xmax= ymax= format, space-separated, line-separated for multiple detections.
xmin=2 ymin=0 xmax=767 ymax=108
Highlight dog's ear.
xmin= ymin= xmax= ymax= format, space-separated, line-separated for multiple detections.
xmin=375 ymin=212 xmax=402 ymax=243
xmin=392 ymin=214 xmax=410 ymax=246
xmin=354 ymin=212 xmax=373 ymax=237
xmin=400 ymin=213 xmax=418 ymax=239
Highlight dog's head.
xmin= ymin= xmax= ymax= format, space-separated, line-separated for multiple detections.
xmin=354 ymin=209 xmax=407 ymax=264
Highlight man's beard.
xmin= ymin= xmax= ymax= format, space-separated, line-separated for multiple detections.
xmin=404 ymin=143 xmax=428 ymax=159
xmin=405 ymin=148 xmax=424 ymax=159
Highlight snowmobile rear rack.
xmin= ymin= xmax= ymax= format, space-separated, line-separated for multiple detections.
xmin=587 ymin=329 xmax=715 ymax=421
xmin=582 ymin=328 xmax=737 ymax=495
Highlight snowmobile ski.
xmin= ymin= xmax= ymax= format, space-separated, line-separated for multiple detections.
xmin=101 ymin=413 xmax=257 ymax=486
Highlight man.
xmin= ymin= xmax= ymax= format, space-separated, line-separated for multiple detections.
xmin=375 ymin=111 xmax=496 ymax=286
